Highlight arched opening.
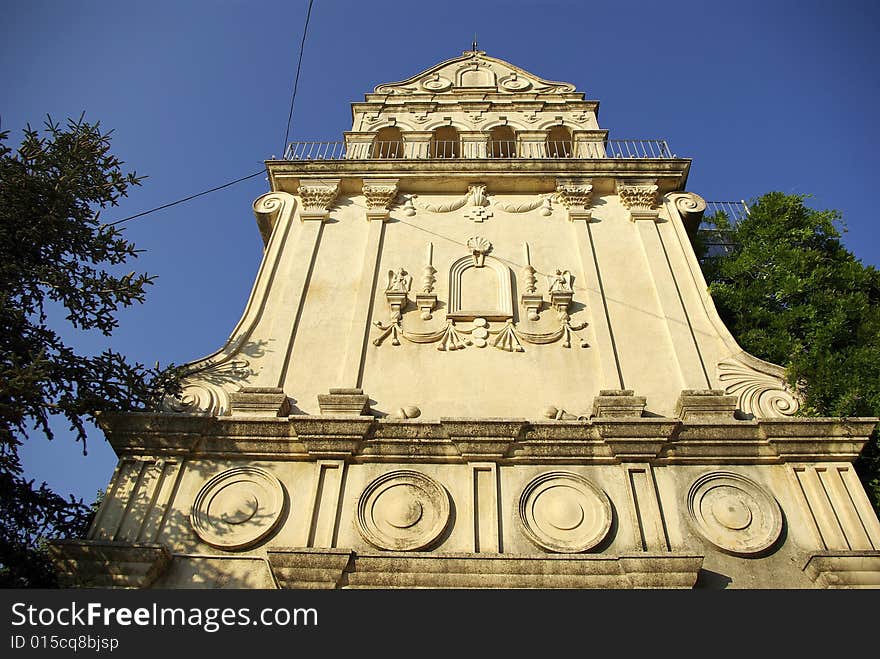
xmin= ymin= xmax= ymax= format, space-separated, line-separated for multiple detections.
xmin=488 ymin=125 xmax=517 ymax=158
xmin=431 ymin=126 xmax=460 ymax=158
xmin=546 ymin=126 xmax=573 ymax=158
xmin=372 ymin=127 xmax=404 ymax=158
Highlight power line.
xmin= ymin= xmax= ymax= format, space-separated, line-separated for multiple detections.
xmin=283 ymin=0 xmax=315 ymax=154
xmin=107 ymin=170 xmax=264 ymax=226
xmin=106 ymin=0 xmax=317 ymax=228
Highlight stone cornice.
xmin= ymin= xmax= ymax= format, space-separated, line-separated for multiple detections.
xmin=267 ymin=159 xmax=691 ymax=196
xmin=97 ymin=412 xmax=877 ymax=465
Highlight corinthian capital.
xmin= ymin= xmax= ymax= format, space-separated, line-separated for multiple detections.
xmin=616 ymin=178 xmax=659 ymax=221
xmin=362 ymin=178 xmax=400 ymax=220
xmin=297 ymin=178 xmax=341 ymax=221
xmin=556 ymin=177 xmax=593 ymax=221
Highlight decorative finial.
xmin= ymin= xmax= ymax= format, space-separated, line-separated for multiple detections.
xmin=472 ymin=35 xmax=478 ymax=52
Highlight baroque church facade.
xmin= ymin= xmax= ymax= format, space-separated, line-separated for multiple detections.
xmin=51 ymin=50 xmax=880 ymax=588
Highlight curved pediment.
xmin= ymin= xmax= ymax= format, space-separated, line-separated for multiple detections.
xmin=373 ymin=50 xmax=578 ymax=96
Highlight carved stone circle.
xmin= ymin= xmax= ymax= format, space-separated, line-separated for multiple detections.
xmin=518 ymin=471 xmax=612 ymax=553
xmin=356 ymin=470 xmax=451 ymax=551
xmin=191 ymin=466 xmax=286 ymax=550
xmin=686 ymin=471 xmax=783 ymax=556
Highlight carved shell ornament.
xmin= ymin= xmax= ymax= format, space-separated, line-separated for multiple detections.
xmin=466 ymin=235 xmax=492 ymax=266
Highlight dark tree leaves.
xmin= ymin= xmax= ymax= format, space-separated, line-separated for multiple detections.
xmin=698 ymin=192 xmax=880 ymax=510
xmin=0 ymin=116 xmax=180 ymax=586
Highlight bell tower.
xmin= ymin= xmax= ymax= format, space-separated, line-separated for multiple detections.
xmin=50 ymin=51 xmax=880 ymax=589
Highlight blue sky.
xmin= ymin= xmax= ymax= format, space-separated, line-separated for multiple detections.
xmin=4 ymin=0 xmax=879 ymax=504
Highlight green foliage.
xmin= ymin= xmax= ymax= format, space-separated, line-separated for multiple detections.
xmin=0 ymin=116 xmax=180 ymax=586
xmin=699 ymin=192 xmax=880 ymax=510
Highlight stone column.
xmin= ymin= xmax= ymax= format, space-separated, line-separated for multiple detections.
xmin=619 ymin=178 xmax=711 ymax=389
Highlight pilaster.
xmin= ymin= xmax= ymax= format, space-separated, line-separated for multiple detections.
xmin=620 ymin=178 xmax=711 ymax=390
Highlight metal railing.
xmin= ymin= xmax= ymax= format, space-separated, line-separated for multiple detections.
xmin=282 ymin=139 xmax=674 ymax=160
xmin=705 ymin=200 xmax=750 ymax=224
xmin=699 ymin=200 xmax=750 ymax=257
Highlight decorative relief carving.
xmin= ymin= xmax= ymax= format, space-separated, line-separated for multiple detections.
xmin=672 ymin=191 xmax=707 ymax=219
xmin=520 ymin=242 xmax=542 ymax=321
xmin=362 ymin=180 xmax=399 ymax=212
xmin=493 ymin=195 xmax=550 ymax=214
xmin=386 ymin=267 xmax=413 ymax=293
xmin=161 ymin=359 xmax=251 ymax=417
xmin=421 ymin=73 xmax=452 ymax=92
xmin=191 ymin=467 xmax=286 ymax=550
xmin=463 ymin=184 xmax=492 ymax=223
xmin=402 ymin=195 xmax=417 ymax=217
xmin=413 ymin=193 xmax=469 ymax=214
xmin=499 ymin=72 xmax=532 ymax=92
xmin=416 ymin=242 xmax=438 ymax=320
xmin=296 ymin=179 xmax=341 ymax=218
xmin=373 ymin=51 xmax=576 ymax=96
xmin=448 ymin=249 xmax=512 ymax=320
xmin=420 ymin=243 xmax=437 ymax=294
xmin=383 ymin=267 xmax=412 ymax=326
xmin=466 ymin=235 xmax=492 ymax=267
xmin=356 ymin=470 xmax=451 ymax=551
xmin=518 ymin=471 xmax=612 ymax=553
xmin=717 ymin=358 xmax=800 ymax=418
xmin=547 ymin=269 xmax=573 ymax=294
xmin=371 ymin=240 xmax=588 ymax=351
xmin=686 ymin=471 xmax=783 ymax=556
xmin=616 ymin=179 xmax=658 ymax=217
xmin=555 ymin=182 xmax=593 ymax=209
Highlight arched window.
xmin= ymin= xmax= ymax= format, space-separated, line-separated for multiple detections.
xmin=488 ymin=126 xmax=516 ymax=158
xmin=372 ymin=127 xmax=403 ymax=158
xmin=546 ymin=126 xmax=573 ymax=158
xmin=431 ymin=126 xmax=459 ymax=158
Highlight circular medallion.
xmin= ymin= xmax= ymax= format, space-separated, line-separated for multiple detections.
xmin=191 ymin=467 xmax=285 ymax=550
xmin=499 ymin=74 xmax=531 ymax=92
xmin=357 ymin=470 xmax=451 ymax=551
xmin=518 ymin=471 xmax=612 ymax=553
xmin=421 ymin=75 xmax=452 ymax=92
xmin=686 ymin=471 xmax=782 ymax=556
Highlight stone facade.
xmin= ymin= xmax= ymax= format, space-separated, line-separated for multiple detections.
xmin=50 ymin=50 xmax=880 ymax=588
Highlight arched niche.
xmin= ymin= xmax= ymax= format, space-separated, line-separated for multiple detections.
xmin=488 ymin=125 xmax=517 ymax=158
xmin=372 ymin=126 xmax=404 ymax=158
xmin=431 ymin=125 xmax=460 ymax=158
xmin=546 ymin=125 xmax=573 ymax=158
xmin=447 ymin=254 xmax=513 ymax=321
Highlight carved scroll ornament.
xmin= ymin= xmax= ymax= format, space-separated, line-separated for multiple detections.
xmin=717 ymin=358 xmax=800 ymax=418
xmin=161 ymin=359 xmax=251 ymax=417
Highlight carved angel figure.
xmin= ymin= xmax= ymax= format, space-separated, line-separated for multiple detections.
xmin=547 ymin=269 xmax=573 ymax=293
xmin=387 ymin=267 xmax=412 ymax=292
